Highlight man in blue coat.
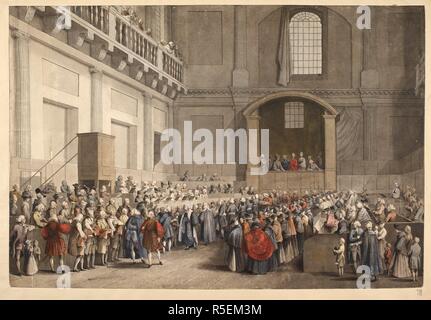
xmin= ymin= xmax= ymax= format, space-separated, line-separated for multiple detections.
xmin=179 ymin=207 xmax=199 ymax=249
xmin=123 ymin=209 xmax=149 ymax=266
xmin=159 ymin=206 xmax=173 ymax=252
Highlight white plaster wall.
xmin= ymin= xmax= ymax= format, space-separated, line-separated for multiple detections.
xmin=173 ymin=104 xmax=237 ymax=179
xmin=102 ymin=75 xmax=143 ymax=171
xmin=152 ymin=97 xmax=174 ymax=174
xmin=28 ymin=39 xmax=91 ymax=161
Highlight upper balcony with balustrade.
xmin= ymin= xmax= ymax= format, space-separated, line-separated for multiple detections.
xmin=10 ymin=5 xmax=186 ymax=98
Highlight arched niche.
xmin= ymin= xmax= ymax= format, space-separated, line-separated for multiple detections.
xmin=244 ymin=91 xmax=337 ymax=192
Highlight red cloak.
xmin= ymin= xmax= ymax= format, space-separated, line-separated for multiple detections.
xmin=244 ymin=228 xmax=274 ymax=261
xmin=141 ymin=218 xmax=164 ymax=252
xmin=290 ymin=159 xmax=298 ymax=171
xmin=41 ymin=221 xmax=71 ymax=256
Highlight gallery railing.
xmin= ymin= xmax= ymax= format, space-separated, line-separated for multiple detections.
xmin=69 ymin=5 xmax=184 ymax=83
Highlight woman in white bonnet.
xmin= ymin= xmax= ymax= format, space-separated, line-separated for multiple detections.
xmin=23 ymin=239 xmax=38 ymax=276
xmin=389 ymin=225 xmax=412 ymax=278
xmin=10 ymin=215 xmax=35 ymax=275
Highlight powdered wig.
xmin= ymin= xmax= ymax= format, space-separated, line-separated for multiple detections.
xmin=404 ymin=225 xmax=411 ymax=234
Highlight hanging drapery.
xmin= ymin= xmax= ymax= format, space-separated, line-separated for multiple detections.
xmin=277 ymin=7 xmax=290 ymax=86
xmin=336 ymin=107 xmax=363 ymax=160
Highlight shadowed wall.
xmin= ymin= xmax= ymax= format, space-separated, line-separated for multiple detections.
xmin=260 ymin=98 xmax=324 ymax=162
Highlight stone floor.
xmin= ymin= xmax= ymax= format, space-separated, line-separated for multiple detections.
xmin=10 ymin=240 xmax=422 ymax=289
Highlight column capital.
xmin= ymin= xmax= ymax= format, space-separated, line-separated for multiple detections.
xmin=89 ymin=66 xmax=103 ymax=74
xmin=142 ymin=92 xmax=153 ymax=100
xmin=11 ymin=29 xmax=30 ymax=40
xmin=323 ymin=114 xmax=337 ymax=119
xmin=246 ymin=114 xmax=261 ymax=121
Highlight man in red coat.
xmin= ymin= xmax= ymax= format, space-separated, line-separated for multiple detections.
xmin=141 ymin=211 xmax=165 ymax=267
xmin=290 ymin=153 xmax=298 ymax=171
xmin=41 ymin=215 xmax=71 ymax=273
xmin=244 ymin=222 xmax=275 ymax=274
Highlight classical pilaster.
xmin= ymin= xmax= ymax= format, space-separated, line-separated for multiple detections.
xmin=246 ymin=113 xmax=261 ymax=155
xmin=13 ymin=30 xmax=31 ymax=159
xmin=360 ymin=8 xmax=378 ymax=88
xmin=143 ymin=93 xmax=154 ymax=171
xmin=89 ymin=66 xmax=104 ymax=132
xmin=363 ymin=106 xmax=376 ymax=160
xmin=232 ymin=5 xmax=249 ymax=87
xmin=323 ymin=114 xmax=337 ymax=191
xmin=245 ymin=112 xmax=261 ymax=190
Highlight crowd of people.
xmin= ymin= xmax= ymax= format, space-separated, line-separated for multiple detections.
xmin=113 ymin=175 xmax=234 ymax=201
xmin=402 ymin=185 xmax=424 ymax=222
xmin=9 ymin=178 xmax=423 ymax=283
xmin=268 ymin=152 xmax=323 ymax=172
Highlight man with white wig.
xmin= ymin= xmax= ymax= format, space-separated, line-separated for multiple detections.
xmin=10 ymin=215 xmax=35 ymax=275
xmin=348 ymin=220 xmax=363 ymax=273
xmin=361 ymin=221 xmax=383 ymax=280
xmin=392 ymin=182 xmax=401 ymax=199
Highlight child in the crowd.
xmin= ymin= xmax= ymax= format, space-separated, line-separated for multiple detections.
xmin=384 ymin=242 xmax=393 ymax=276
xmin=409 ymin=237 xmax=422 ymax=282
xmin=333 ymin=238 xmax=345 ymax=277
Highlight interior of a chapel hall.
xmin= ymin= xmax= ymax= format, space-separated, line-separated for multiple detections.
xmin=9 ymin=5 xmax=425 ymax=288
xmin=9 ymin=5 xmax=424 ymax=198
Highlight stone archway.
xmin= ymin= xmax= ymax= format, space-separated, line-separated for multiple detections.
xmin=243 ymin=91 xmax=337 ymax=191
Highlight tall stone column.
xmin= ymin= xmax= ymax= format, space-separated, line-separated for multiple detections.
xmin=232 ymin=5 xmax=249 ymax=87
xmin=13 ymin=30 xmax=31 ymax=159
xmin=89 ymin=66 xmax=104 ymax=132
xmin=323 ymin=114 xmax=337 ymax=191
xmin=143 ymin=93 xmax=154 ymax=171
xmin=245 ymin=113 xmax=260 ymax=191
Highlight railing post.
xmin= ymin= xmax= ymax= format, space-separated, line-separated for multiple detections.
xmin=157 ymin=46 xmax=164 ymax=70
xmin=108 ymin=9 xmax=116 ymax=41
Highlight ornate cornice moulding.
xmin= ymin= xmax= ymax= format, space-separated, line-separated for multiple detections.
xmin=185 ymin=87 xmax=418 ymax=98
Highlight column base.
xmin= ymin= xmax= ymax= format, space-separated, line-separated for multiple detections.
xmin=324 ymin=169 xmax=337 ymax=191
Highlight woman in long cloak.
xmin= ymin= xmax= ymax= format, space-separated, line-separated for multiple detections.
xmin=263 ymin=219 xmax=279 ymax=272
xmin=178 ymin=208 xmax=199 ymax=249
xmin=389 ymin=229 xmax=412 ymax=278
xmin=225 ymin=219 xmax=246 ymax=272
xmin=361 ymin=222 xmax=383 ymax=279
xmin=199 ymin=204 xmax=217 ymax=245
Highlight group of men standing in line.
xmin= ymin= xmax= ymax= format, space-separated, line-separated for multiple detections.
xmin=9 ymin=179 xmax=423 ymax=283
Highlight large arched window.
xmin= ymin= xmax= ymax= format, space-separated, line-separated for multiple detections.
xmin=289 ymin=11 xmax=322 ymax=75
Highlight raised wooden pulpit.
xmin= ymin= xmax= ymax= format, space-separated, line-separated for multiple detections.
xmin=77 ymin=132 xmax=115 ymax=193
